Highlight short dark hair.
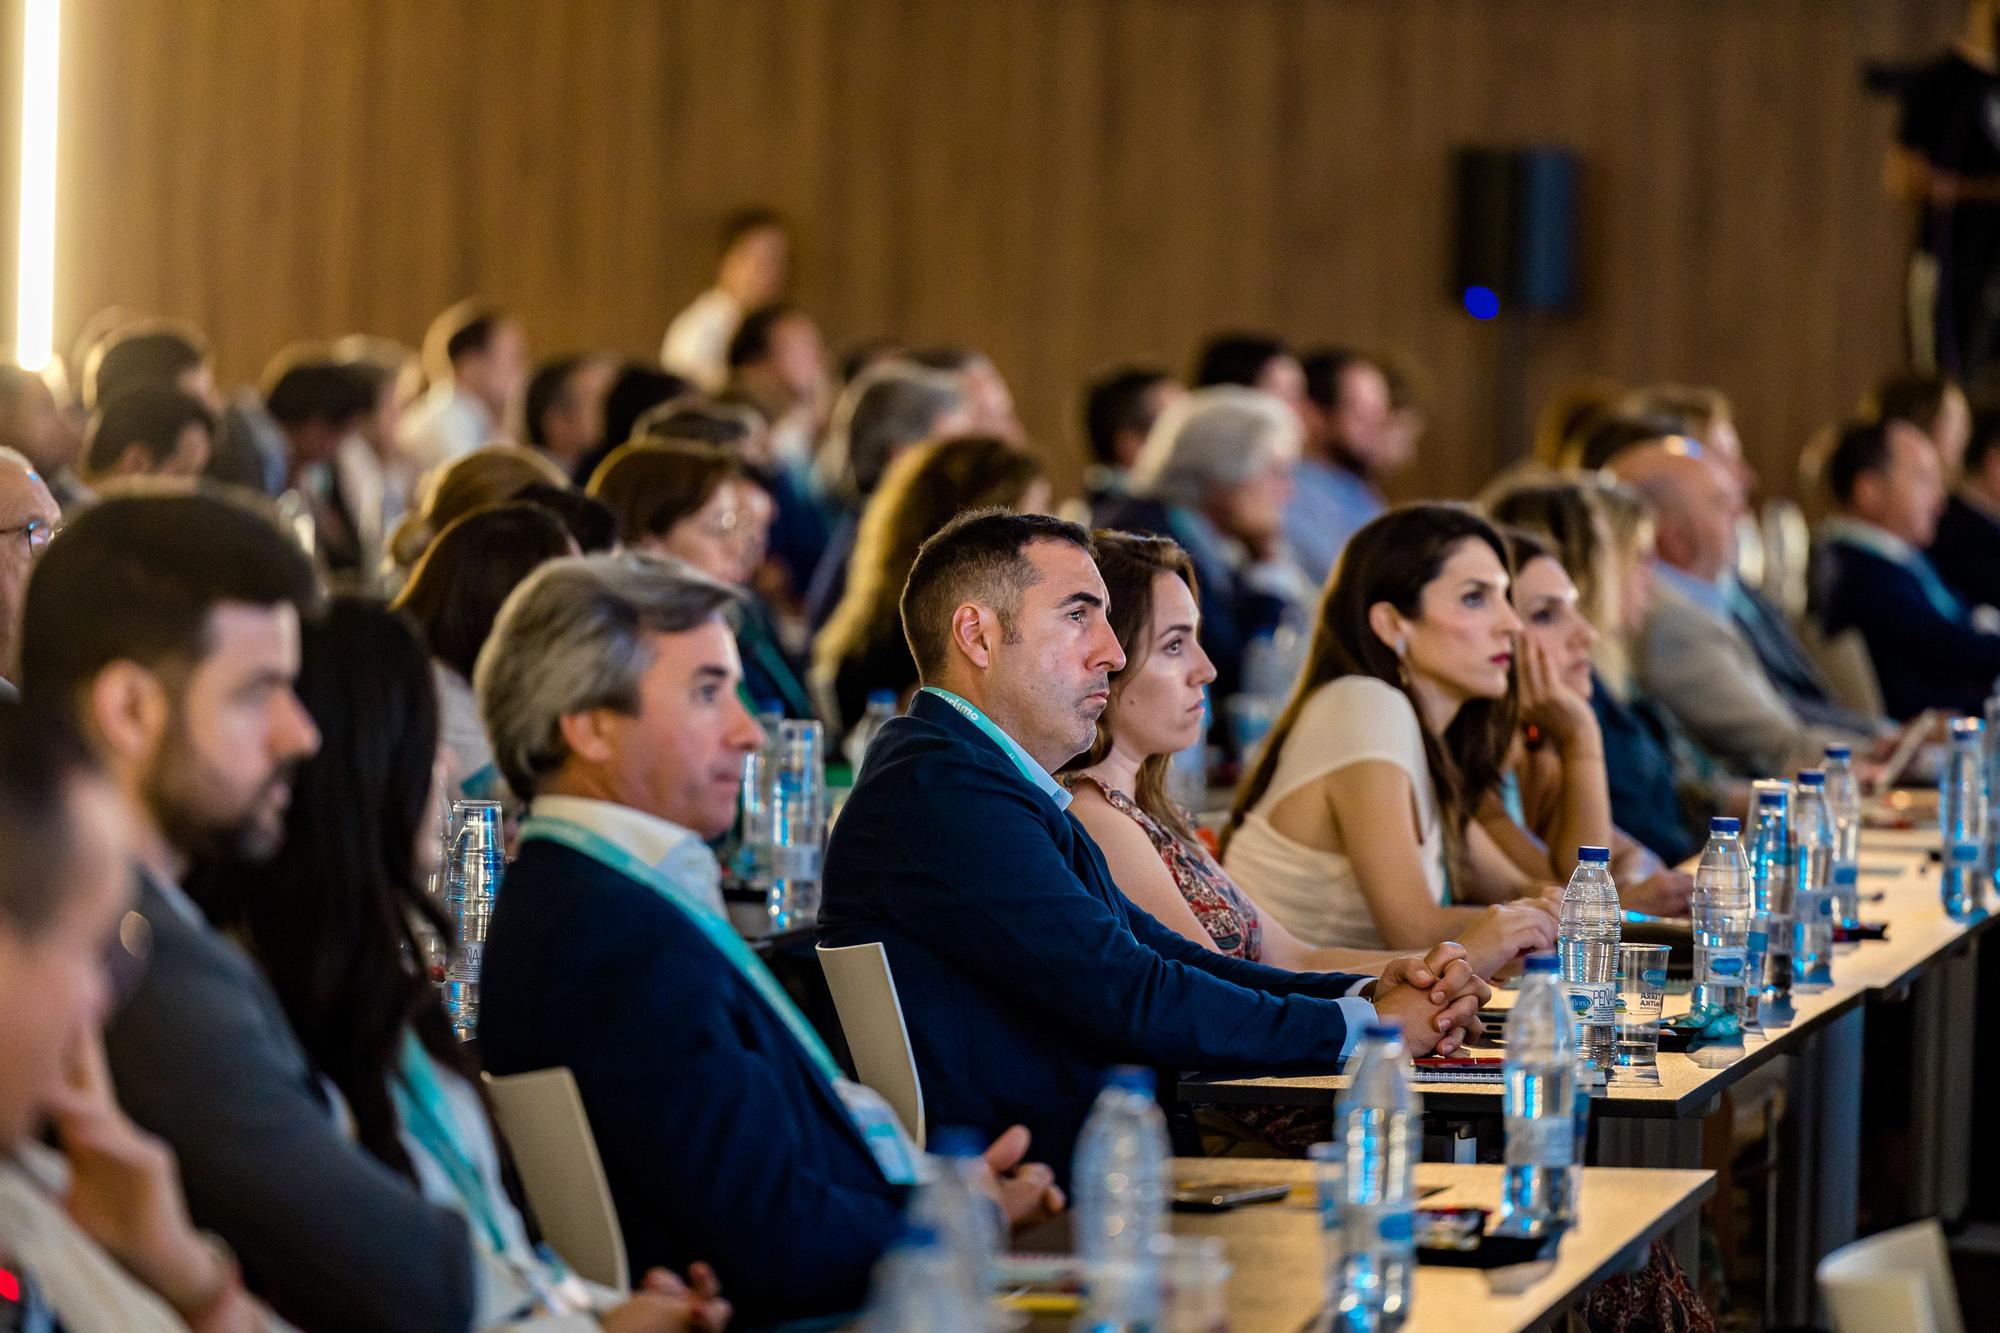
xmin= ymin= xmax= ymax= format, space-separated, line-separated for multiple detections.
xmin=392 ymin=503 xmax=575 ymax=680
xmin=1867 ymin=370 xmax=1958 ymax=436
xmin=524 ymin=356 xmax=584 ymax=448
xmin=1572 ymin=410 xmax=1687 ymax=471
xmin=1301 ymin=347 xmax=1371 ymax=413
xmin=514 ymin=481 xmax=617 ymax=553
xmin=261 ymin=354 xmax=376 ymax=430
xmin=727 ymin=303 xmax=801 ymax=371
xmin=899 ymin=508 xmax=1093 ymax=680
xmin=600 ymin=365 xmax=690 ymax=454
xmin=720 ymin=207 xmax=786 ymax=258
xmin=84 ymin=385 xmax=216 ymax=475
xmin=423 ymin=299 xmax=508 ymax=383
xmin=1083 ymin=367 xmax=1173 ymax=467
xmin=904 ymin=346 xmax=985 ymax=375
xmin=0 ymin=706 xmax=99 ymax=938
xmin=89 ymin=322 xmax=207 ymax=411
xmin=640 ymin=400 xmax=762 ymax=451
xmin=1967 ymin=405 xmax=2000 ymax=475
xmin=1826 ymin=419 xmax=1894 ymax=506
xmin=1192 ymin=333 xmax=1289 ymax=389
xmin=20 ymin=486 xmax=321 ymax=713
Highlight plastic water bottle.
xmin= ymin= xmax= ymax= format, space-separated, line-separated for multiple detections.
xmin=860 ymin=1226 xmax=985 ymax=1331
xmin=1791 ymin=772 xmax=1835 ymax=989
xmin=443 ymin=800 xmax=503 ymax=1040
xmin=1690 ymin=816 xmax=1752 ymax=1035
xmin=1557 ymin=846 xmax=1620 ymax=1085
xmin=753 ymin=719 xmax=825 ymax=930
xmin=1336 ymin=1025 xmax=1419 ymax=1330
xmin=844 ymin=690 xmax=899 ymax=775
xmin=1073 ymin=1066 xmax=1170 ymax=1329
xmin=1941 ymin=716 xmax=1989 ymax=920
xmin=1749 ymin=781 xmax=1794 ymax=1024
xmin=1498 ymin=955 xmax=1578 ymax=1237
xmin=1821 ymin=745 xmax=1863 ymax=930
xmin=904 ymin=1127 xmax=1001 ymax=1313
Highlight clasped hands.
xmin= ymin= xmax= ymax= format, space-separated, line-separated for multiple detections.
xmin=1363 ymin=941 xmax=1493 ymax=1057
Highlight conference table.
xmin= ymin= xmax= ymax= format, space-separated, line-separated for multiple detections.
xmin=1181 ymin=817 xmax=1994 ymax=1324
xmin=1017 ymin=1160 xmax=1713 ymax=1333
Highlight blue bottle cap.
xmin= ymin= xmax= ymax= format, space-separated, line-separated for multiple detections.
xmin=1106 ymin=1065 xmax=1155 ymax=1095
xmin=1709 ymin=816 xmax=1740 ymax=834
xmin=1364 ymin=1023 xmax=1401 ymax=1041
xmin=1823 ymin=745 xmax=1851 ymax=760
xmin=867 ymin=689 xmax=898 ymax=706
xmin=754 ymin=698 xmax=784 ymax=716
xmin=928 ymin=1126 xmax=985 ymax=1159
xmin=1758 ymin=789 xmax=1786 ymax=805
xmin=1523 ymin=952 xmax=1560 ymax=973
xmin=1795 ymin=770 xmax=1824 ymax=786
xmin=1577 ymin=845 xmax=1610 ymax=863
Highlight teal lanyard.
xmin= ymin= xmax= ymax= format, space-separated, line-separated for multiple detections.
xmin=918 ymin=686 xmax=1067 ymax=806
xmin=518 ymin=814 xmax=918 ymax=1185
xmin=391 ymin=1030 xmax=515 ymax=1257
xmin=518 ymin=815 xmax=847 ymax=1087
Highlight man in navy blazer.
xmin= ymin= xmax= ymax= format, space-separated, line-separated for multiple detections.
xmin=1811 ymin=418 xmax=2000 ymax=719
xmin=473 ymin=552 xmax=1059 ymax=1327
xmin=820 ymin=510 xmax=1486 ymax=1174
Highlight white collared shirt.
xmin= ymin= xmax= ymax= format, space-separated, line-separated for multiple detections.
xmin=395 ymin=382 xmax=497 ymax=474
xmin=528 ymin=795 xmax=726 ymax=918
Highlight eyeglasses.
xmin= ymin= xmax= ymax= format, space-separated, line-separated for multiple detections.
xmin=0 ymin=518 xmax=50 ymax=557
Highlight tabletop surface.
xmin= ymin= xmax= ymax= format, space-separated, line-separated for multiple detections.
xmin=1186 ymin=823 xmax=1995 ymax=1115
xmin=1144 ymin=1159 xmax=1715 ymax=1333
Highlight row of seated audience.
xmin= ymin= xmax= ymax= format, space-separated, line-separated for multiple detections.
xmin=4 ymin=219 xmax=2000 ymax=1327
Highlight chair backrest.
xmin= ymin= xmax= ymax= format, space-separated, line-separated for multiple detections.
xmin=815 ymin=941 xmax=925 ymax=1148
xmin=1799 ymin=618 xmax=1886 ymax=719
xmin=1817 ymin=1220 xmax=1964 ymax=1333
xmin=480 ymin=1067 xmax=628 ymax=1293
xmin=1760 ymin=497 xmax=1813 ymax=620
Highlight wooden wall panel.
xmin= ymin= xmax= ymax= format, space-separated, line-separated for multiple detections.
xmin=45 ymin=0 xmax=1963 ymax=500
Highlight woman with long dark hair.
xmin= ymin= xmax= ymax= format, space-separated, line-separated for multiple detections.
xmin=195 ymin=599 xmax=728 ymax=1332
xmin=1220 ymin=505 xmax=1560 ymax=962
xmin=1061 ymin=530 xmax=1530 ymax=978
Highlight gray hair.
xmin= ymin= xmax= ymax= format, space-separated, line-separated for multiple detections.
xmin=1130 ymin=385 xmax=1301 ymax=509
xmin=474 ymin=551 xmax=739 ymax=799
xmin=815 ymin=362 xmax=964 ymax=502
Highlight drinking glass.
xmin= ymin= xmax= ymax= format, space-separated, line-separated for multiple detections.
xmin=1613 ymin=943 xmax=1671 ymax=1080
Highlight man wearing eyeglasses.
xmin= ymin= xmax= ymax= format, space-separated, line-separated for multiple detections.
xmin=0 ymin=447 xmax=56 ymax=701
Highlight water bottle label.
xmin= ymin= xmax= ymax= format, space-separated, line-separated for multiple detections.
xmin=1952 ymin=842 xmax=1981 ymax=865
xmin=1642 ymin=967 xmax=1668 ymax=988
xmin=772 ymin=844 xmax=822 ymax=878
xmin=1704 ymin=948 xmax=1747 ymax=982
xmin=1377 ymin=1210 xmax=1414 ymax=1245
xmin=1505 ymin=1115 xmax=1574 ymax=1168
xmin=1820 ymin=896 xmax=1833 ymax=918
xmin=1564 ymin=981 xmax=1615 ymax=1024
xmin=447 ymin=941 xmax=482 ymax=982
xmin=1746 ymin=930 xmax=1767 ymax=958
xmin=1833 ymin=864 xmax=1858 ymax=887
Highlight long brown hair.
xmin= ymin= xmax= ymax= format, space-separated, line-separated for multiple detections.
xmin=813 ymin=435 xmax=1043 ymax=694
xmin=1059 ymin=530 xmax=1203 ymax=844
xmin=1221 ymin=504 xmax=1518 ymax=884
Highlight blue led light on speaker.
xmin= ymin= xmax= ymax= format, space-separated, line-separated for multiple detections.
xmin=1462 ymin=285 xmax=1500 ymax=320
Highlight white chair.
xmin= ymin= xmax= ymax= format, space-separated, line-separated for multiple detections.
xmin=480 ymin=1067 xmax=628 ymax=1293
xmin=1816 ymin=1220 xmax=1964 ymax=1333
xmin=815 ymin=941 xmax=925 ymax=1148
xmin=1799 ymin=618 xmax=1887 ymax=719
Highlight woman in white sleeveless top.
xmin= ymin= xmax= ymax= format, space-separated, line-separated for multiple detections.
xmin=1223 ymin=505 xmax=1562 ymax=963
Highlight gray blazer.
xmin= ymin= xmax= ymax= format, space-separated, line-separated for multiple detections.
xmin=103 ymin=873 xmax=476 ymax=1333
xmin=1637 ymin=577 xmax=1860 ymax=777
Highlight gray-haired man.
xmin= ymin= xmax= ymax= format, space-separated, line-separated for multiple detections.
xmin=474 ymin=551 xmax=1061 ymax=1327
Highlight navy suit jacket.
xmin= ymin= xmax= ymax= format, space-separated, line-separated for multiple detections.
xmin=1811 ymin=539 xmax=2000 ymax=719
xmin=480 ymin=839 xmax=906 ymax=1327
xmin=1930 ymin=493 xmax=2000 ymax=614
xmin=819 ymin=692 xmax=1372 ymax=1175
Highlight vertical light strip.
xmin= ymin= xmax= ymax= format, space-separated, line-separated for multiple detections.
xmin=14 ymin=0 xmax=59 ymax=370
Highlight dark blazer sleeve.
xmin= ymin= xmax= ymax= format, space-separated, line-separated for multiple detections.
xmin=1122 ymin=894 xmax=1368 ymax=1001
xmin=103 ymin=917 xmax=475 ymax=1333
xmin=1848 ymin=561 xmax=2000 ymax=676
xmin=883 ymin=759 xmax=1364 ymax=1069
xmin=579 ymin=920 xmax=906 ymax=1316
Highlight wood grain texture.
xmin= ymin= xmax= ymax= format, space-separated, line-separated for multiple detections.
xmin=37 ymin=0 xmax=1964 ymax=498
